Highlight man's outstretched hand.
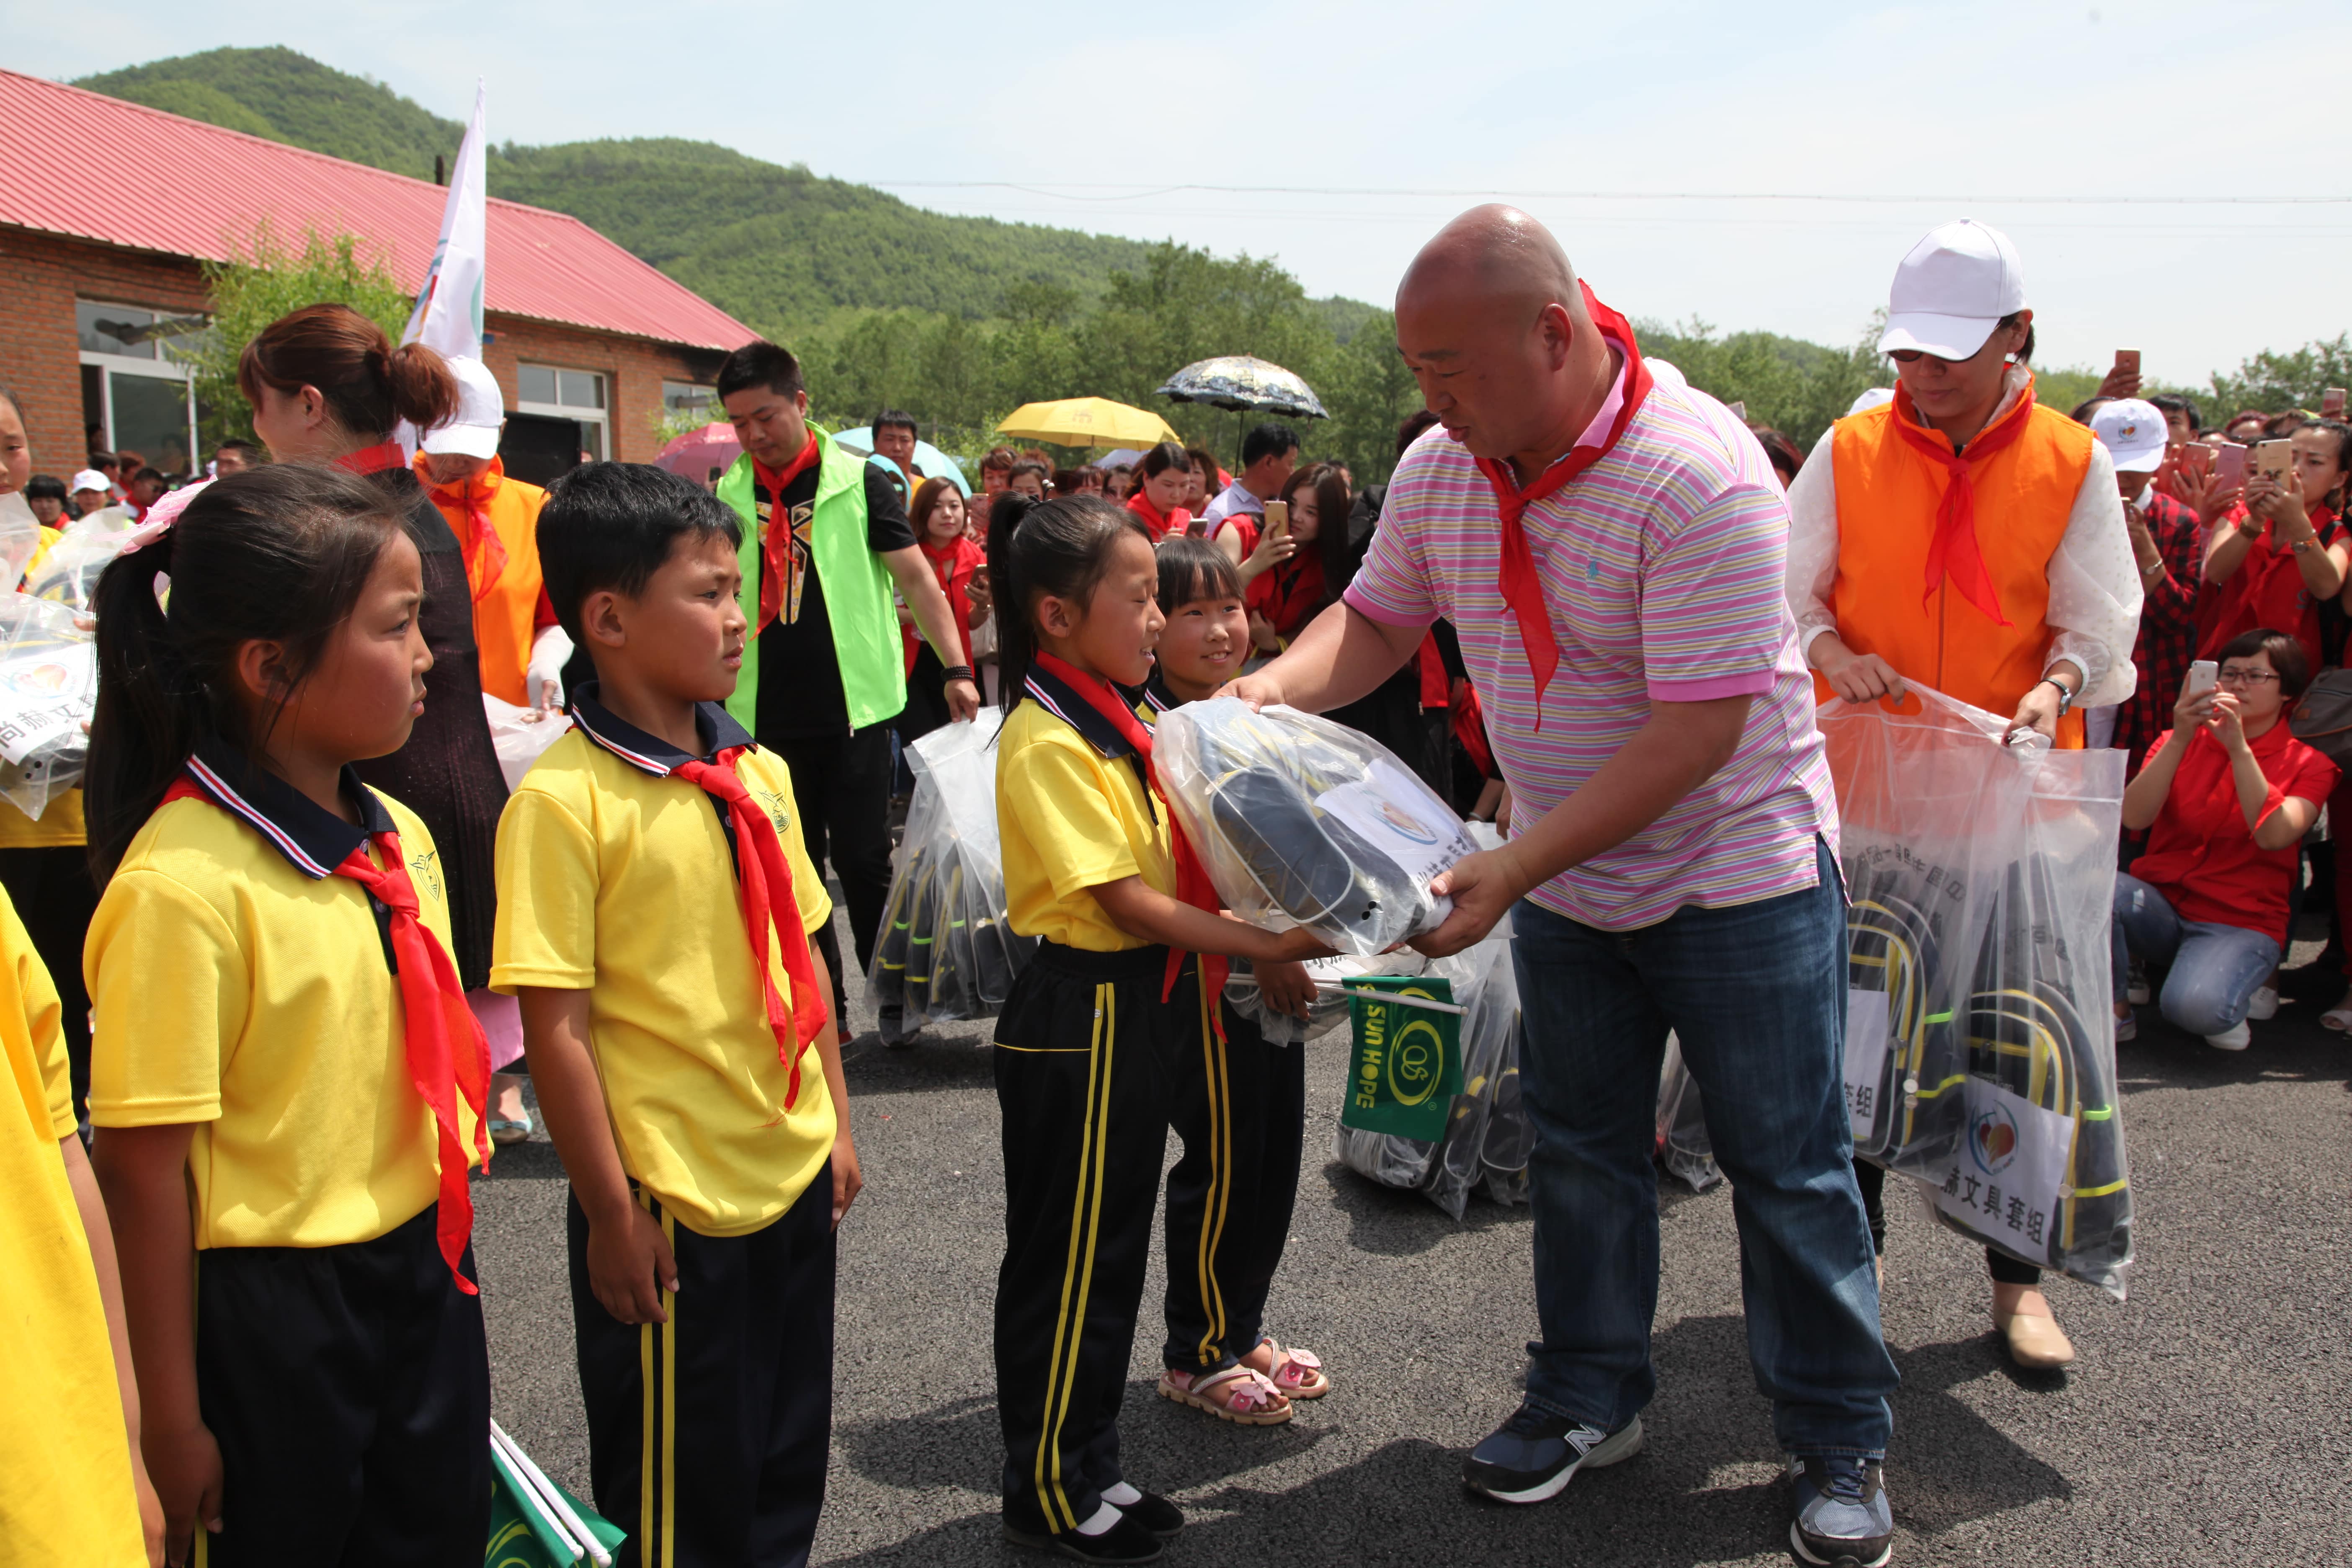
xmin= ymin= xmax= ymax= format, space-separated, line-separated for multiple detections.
xmin=1214 ymin=671 xmax=1284 ymax=710
xmin=1412 ymin=846 xmax=1534 ymax=958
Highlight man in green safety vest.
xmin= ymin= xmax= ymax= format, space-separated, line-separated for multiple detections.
xmin=715 ymin=341 xmax=979 ymax=1027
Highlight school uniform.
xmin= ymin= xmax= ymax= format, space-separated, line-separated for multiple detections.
xmin=1132 ymin=674 xmax=1308 ymax=1380
xmin=492 ymin=689 xmax=837 ymax=1568
xmin=0 ymin=882 xmax=145 ymax=1562
xmin=85 ymin=741 xmax=490 ymax=1567
xmin=992 ymin=663 xmax=1216 ymax=1539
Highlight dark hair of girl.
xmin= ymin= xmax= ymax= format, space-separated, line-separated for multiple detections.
xmin=1277 ymin=460 xmax=1354 ymax=614
xmin=1155 ymin=535 xmax=1243 ymax=613
xmin=2300 ymin=419 xmax=2352 ymax=510
xmin=236 ymin=303 xmax=459 ymax=441
xmin=986 ymin=492 xmax=1150 ymax=714
xmin=84 ymin=465 xmax=406 ymax=884
xmin=910 ymin=477 xmax=964 ymax=539
xmin=1138 ymin=441 xmax=1190 ymax=481
xmin=2215 ymin=625 xmax=2310 ymax=699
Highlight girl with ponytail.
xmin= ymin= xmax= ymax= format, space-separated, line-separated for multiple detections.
xmin=240 ymin=303 xmax=520 ymax=1125
xmin=985 ymin=492 xmax=1328 ymax=1559
xmin=84 ymin=465 xmax=493 ymax=1564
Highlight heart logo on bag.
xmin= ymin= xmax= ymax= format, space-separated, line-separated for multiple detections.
xmin=1970 ymin=1105 xmax=2020 ymax=1174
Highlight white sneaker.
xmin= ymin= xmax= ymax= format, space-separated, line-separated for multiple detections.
xmin=2114 ymin=1011 xmax=2137 ymax=1042
xmin=2205 ymin=1022 xmax=2251 ymax=1052
xmin=2126 ymin=965 xmax=2150 ymax=1006
xmin=2245 ymin=986 xmax=2279 ymax=1021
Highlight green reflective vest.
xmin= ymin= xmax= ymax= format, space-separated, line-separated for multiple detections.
xmin=716 ymin=431 xmax=908 ymax=734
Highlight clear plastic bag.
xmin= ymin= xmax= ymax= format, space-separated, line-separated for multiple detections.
xmin=1821 ymin=686 xmax=2133 ymax=1297
xmin=25 ymin=513 xmax=138 ymax=612
xmin=482 ymin=695 xmax=571 ymax=791
xmin=1153 ymin=698 xmax=1475 ymax=956
xmin=1654 ymin=1034 xmax=1723 ymax=1193
xmin=868 ymin=711 xmax=1034 ymax=1025
xmin=0 ymin=493 xmax=42 ymax=588
xmin=0 ymin=593 xmax=97 ymax=819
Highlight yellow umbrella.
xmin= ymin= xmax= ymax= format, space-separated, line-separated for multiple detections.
xmin=996 ymin=397 xmax=1178 ymax=449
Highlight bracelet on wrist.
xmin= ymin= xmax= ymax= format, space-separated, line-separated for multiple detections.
xmin=941 ymin=664 xmax=975 ymax=686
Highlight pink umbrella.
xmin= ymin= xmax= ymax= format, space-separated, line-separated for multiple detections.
xmin=655 ymin=422 xmax=741 ymax=487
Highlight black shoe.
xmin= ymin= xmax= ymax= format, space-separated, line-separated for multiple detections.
xmin=1461 ymin=1403 xmax=1644 ymax=1504
xmin=1117 ymin=1492 xmax=1183 ymax=1539
xmin=1002 ymin=1511 xmax=1163 ymax=1563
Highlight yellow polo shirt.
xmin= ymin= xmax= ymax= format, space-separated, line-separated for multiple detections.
xmin=490 ymin=699 xmax=836 ymax=1238
xmin=997 ymin=692 xmax=1173 ymax=952
xmin=87 ymin=755 xmax=458 ymax=1250
xmin=0 ymin=884 xmax=144 ymax=1562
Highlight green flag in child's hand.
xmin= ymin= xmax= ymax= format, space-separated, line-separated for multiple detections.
xmin=1340 ymin=975 xmax=1464 ymax=1142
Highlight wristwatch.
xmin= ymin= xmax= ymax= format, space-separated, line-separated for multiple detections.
xmin=2038 ymin=676 xmax=2074 ymax=716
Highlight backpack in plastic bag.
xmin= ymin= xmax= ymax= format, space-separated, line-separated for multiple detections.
xmin=1821 ymin=685 xmax=2134 ymax=1297
xmin=0 ymin=593 xmax=97 ymax=820
xmin=483 ymin=695 xmax=571 ymax=791
xmin=1654 ymin=1034 xmax=1722 ymax=1193
xmin=868 ymin=712 xmax=1034 ymax=1026
xmin=1153 ymin=698 xmax=1475 ymax=956
xmin=25 ymin=512 xmax=139 ymax=612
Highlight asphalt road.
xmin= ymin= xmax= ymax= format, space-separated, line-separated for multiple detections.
xmin=474 ymin=913 xmax=2352 ymax=1567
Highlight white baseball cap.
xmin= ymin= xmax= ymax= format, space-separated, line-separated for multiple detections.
xmin=70 ymin=469 xmax=111 ymax=494
xmin=2092 ymin=398 xmax=2168 ymax=474
xmin=1877 ymin=218 xmax=2027 ymax=362
xmin=421 ymin=356 xmax=506 ymax=458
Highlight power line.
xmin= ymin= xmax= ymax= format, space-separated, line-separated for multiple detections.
xmin=867 ymin=181 xmax=2350 ymax=207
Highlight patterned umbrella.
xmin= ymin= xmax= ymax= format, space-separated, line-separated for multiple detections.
xmin=1155 ymin=356 xmax=1329 ymax=420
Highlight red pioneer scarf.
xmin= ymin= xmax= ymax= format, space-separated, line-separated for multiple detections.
xmin=1888 ymin=374 xmax=2038 ymax=628
xmin=1029 ymin=651 xmax=1230 ymax=1019
xmin=669 ymin=748 xmax=830 ymax=1106
xmin=1472 ymin=281 xmax=1653 ymax=726
xmin=420 ymin=459 xmax=509 ymax=603
xmin=335 ymin=440 xmax=411 ymax=478
xmin=751 ymin=433 xmax=823 ymax=634
xmin=160 ymin=774 xmax=490 ymax=1291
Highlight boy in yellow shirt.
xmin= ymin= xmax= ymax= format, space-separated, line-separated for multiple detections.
xmin=493 ymin=464 xmax=856 ymax=1568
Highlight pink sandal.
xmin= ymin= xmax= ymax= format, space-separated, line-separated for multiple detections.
xmin=1157 ymin=1364 xmax=1293 ymax=1426
xmin=1244 ymin=1336 xmax=1331 ymax=1400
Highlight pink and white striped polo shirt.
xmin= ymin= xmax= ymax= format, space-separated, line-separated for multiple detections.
xmin=1345 ymin=352 xmax=1839 ymax=931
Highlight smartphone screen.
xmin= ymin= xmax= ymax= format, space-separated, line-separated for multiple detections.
xmin=2215 ymin=442 xmax=2247 ymax=488
xmin=1262 ymin=499 xmax=1289 ymax=543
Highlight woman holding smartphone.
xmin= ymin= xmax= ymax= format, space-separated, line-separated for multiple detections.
xmin=2200 ymin=420 xmax=2350 ymax=675
xmin=1786 ymin=219 xmax=2141 ymax=1372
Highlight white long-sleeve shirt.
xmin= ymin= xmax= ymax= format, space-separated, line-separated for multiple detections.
xmin=1783 ymin=368 xmax=2143 ymax=709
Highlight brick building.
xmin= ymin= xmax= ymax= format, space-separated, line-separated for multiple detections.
xmin=0 ymin=69 xmax=753 ymax=482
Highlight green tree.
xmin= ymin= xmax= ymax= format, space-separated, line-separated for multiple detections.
xmin=2205 ymin=334 xmax=2352 ymax=419
xmin=189 ymin=224 xmax=413 ymax=450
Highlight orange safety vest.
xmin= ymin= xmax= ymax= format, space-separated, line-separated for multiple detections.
xmin=416 ymin=456 xmax=553 ymax=707
xmin=1824 ymin=390 xmax=2093 ymax=748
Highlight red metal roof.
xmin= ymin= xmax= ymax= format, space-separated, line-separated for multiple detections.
xmin=0 ymin=70 xmax=754 ymax=352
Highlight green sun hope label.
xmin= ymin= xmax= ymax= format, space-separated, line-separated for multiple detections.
xmin=1339 ymin=975 xmax=1464 ymax=1142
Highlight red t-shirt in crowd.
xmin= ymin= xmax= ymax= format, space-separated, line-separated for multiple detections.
xmin=903 ymin=534 xmax=986 ymax=672
xmin=1125 ymin=490 xmax=1190 ymax=544
xmin=2196 ymin=502 xmax=2344 ymax=674
xmin=1246 ymin=552 xmax=1327 ymax=644
xmin=1212 ymin=512 xmax=1260 ymax=560
xmin=2128 ymin=720 xmax=2339 ymax=939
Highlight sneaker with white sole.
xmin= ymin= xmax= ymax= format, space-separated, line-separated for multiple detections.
xmin=2126 ymin=965 xmax=2150 ymax=1005
xmin=1790 ymin=1455 xmax=1893 ymax=1567
xmin=1461 ymin=1404 xmax=1643 ymax=1504
xmin=2244 ymin=986 xmax=2278 ymax=1021
xmin=2205 ymin=1021 xmax=2251 ymax=1051
xmin=2113 ymin=1010 xmax=2136 ymax=1042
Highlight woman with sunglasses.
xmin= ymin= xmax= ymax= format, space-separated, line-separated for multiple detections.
xmin=1785 ymin=219 xmax=2143 ymax=1373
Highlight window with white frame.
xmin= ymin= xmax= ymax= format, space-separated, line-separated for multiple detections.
xmin=517 ymin=363 xmax=609 ymax=462
xmin=78 ymin=301 xmax=204 ymax=477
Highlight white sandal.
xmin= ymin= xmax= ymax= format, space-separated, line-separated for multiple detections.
xmin=2322 ymin=987 xmax=2352 ymax=1032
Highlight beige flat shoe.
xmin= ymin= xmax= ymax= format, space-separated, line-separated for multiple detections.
xmin=1994 ymin=1308 xmax=2075 ymax=1369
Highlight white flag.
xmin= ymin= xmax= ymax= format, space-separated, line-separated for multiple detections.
xmin=402 ymin=78 xmax=486 ymax=360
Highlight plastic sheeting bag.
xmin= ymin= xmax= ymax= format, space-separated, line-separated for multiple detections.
xmin=1655 ymin=1034 xmax=1723 ymax=1193
xmin=1222 ymin=952 xmax=1393 ymax=1047
xmin=25 ymin=512 xmax=138 ymax=612
xmin=483 ymin=695 xmax=571 ymax=790
xmin=1154 ymin=698 xmax=1475 ymax=955
xmin=0 ymin=493 xmax=42 ymax=588
xmin=1331 ymin=900 xmax=1526 ymax=1220
xmin=0 ymin=594 xmax=97 ymax=819
xmin=1822 ymin=686 xmax=2133 ymax=1297
xmin=869 ymin=712 xmax=1034 ymax=1025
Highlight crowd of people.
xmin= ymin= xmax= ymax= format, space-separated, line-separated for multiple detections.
xmin=0 ymin=198 xmax=2339 ymax=1568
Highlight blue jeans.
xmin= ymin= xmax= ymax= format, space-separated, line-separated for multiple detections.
xmin=2110 ymin=874 xmax=2279 ymax=1034
xmin=1511 ymin=838 xmax=1896 ymax=1458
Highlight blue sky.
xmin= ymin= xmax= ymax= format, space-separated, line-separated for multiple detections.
xmin=18 ymin=0 xmax=2346 ymax=387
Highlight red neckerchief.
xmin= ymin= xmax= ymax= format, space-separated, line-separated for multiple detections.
xmin=335 ymin=440 xmax=411 ymax=478
xmin=1888 ymin=371 xmax=2039 ymax=628
xmin=418 ymin=455 xmax=509 ymax=603
xmin=1029 ymin=650 xmax=1230 ymax=1022
xmin=159 ymin=774 xmax=490 ymax=1291
xmin=668 ymin=748 xmax=830 ymax=1105
xmin=751 ymin=432 xmax=823 ymax=634
xmin=1126 ymin=490 xmax=1189 ymax=543
xmin=1471 ymin=281 xmax=1653 ymax=726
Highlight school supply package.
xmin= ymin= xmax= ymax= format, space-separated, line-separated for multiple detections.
xmin=0 ymin=593 xmax=96 ymax=820
xmin=1152 ymin=698 xmax=1476 ymax=955
xmin=1823 ymin=686 xmax=2134 ymax=1297
xmin=0 ymin=491 xmax=40 ymax=587
xmin=868 ymin=710 xmax=1034 ymax=1025
xmin=1654 ymin=1035 xmax=1722 ymax=1193
xmin=23 ymin=511 xmax=137 ymax=613
xmin=483 ymin=695 xmax=571 ymax=791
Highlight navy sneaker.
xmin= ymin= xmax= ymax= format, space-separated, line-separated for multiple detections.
xmin=1461 ymin=1403 xmax=1644 ymax=1504
xmin=1790 ymin=1455 xmax=1893 ymax=1567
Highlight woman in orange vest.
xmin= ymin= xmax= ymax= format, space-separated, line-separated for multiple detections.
xmin=413 ymin=356 xmax=571 ymax=1144
xmin=1787 ymin=219 xmax=2143 ymax=1372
